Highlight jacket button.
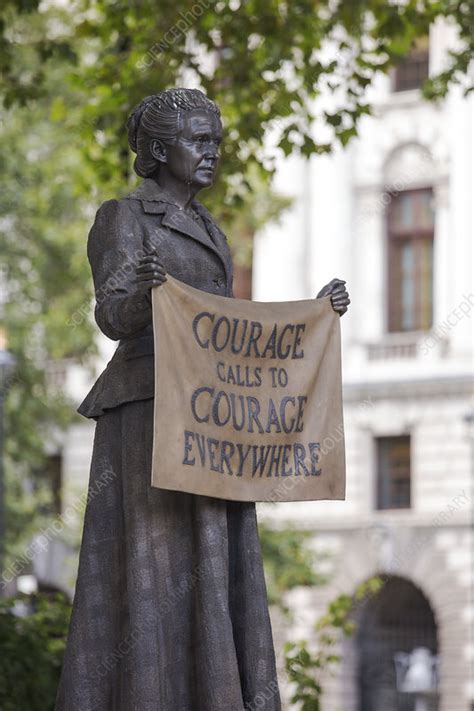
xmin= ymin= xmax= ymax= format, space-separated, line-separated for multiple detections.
xmin=213 ymin=277 xmax=225 ymax=290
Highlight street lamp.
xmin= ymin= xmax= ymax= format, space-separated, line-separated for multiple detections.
xmin=394 ymin=647 xmax=439 ymax=711
xmin=0 ymin=346 xmax=16 ymax=594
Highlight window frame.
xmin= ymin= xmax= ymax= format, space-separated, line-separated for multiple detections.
xmin=376 ymin=435 xmax=412 ymax=511
xmin=392 ymin=38 xmax=430 ymax=93
xmin=386 ymin=187 xmax=435 ymax=334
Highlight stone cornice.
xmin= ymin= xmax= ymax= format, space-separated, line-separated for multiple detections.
xmin=342 ymin=375 xmax=473 ymax=402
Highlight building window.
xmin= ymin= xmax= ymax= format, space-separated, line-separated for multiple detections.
xmin=376 ymin=436 xmax=411 ymax=510
xmin=392 ymin=38 xmax=429 ymax=92
xmin=387 ymin=188 xmax=434 ymax=333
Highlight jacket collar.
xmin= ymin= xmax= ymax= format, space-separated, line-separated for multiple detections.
xmin=127 ymin=178 xmax=171 ymax=208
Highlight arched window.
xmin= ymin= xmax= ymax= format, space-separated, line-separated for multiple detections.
xmin=384 ymin=144 xmax=436 ymax=334
xmin=356 ymin=576 xmax=438 ymax=711
xmin=387 ymin=189 xmax=434 ymax=332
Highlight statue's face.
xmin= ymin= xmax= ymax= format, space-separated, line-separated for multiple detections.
xmin=164 ymin=109 xmax=222 ymax=189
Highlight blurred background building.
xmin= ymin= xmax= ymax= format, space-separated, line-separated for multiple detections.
xmin=21 ymin=19 xmax=472 ymax=711
xmin=254 ymin=21 xmax=473 ymax=711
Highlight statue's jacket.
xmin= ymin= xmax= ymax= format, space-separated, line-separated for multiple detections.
xmin=78 ymin=178 xmax=233 ymax=419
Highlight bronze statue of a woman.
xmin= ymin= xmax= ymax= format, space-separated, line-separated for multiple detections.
xmin=56 ymin=88 xmax=350 ymax=711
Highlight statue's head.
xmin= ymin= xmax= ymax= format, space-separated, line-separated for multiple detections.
xmin=126 ymin=88 xmax=222 ymax=190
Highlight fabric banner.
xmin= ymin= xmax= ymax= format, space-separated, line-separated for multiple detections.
xmin=151 ymin=276 xmax=345 ymax=502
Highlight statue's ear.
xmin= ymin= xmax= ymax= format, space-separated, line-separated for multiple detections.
xmin=150 ymin=139 xmax=167 ymax=164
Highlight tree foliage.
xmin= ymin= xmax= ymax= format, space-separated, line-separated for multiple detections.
xmin=285 ymin=577 xmax=383 ymax=710
xmin=259 ymin=523 xmax=328 ymax=608
xmin=1 ymin=1 xmax=472 ymax=199
xmin=0 ymin=63 xmax=97 ymax=555
xmin=0 ymin=592 xmax=71 ymax=710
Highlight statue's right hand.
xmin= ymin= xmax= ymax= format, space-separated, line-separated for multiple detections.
xmin=136 ymin=255 xmax=167 ymax=297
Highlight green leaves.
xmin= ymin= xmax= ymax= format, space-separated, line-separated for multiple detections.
xmin=2 ymin=0 xmax=471 ymax=203
xmin=259 ymin=524 xmax=327 ymax=609
xmin=0 ymin=71 xmax=96 ymax=556
xmin=284 ymin=577 xmax=384 ymax=709
xmin=0 ymin=593 xmax=71 ymax=711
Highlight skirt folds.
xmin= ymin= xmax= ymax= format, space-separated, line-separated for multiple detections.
xmin=55 ymin=398 xmax=280 ymax=711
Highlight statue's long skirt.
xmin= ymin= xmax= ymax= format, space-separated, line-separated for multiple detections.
xmin=55 ymin=398 xmax=281 ymax=711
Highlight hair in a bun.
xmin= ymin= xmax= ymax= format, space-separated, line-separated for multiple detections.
xmin=126 ymin=95 xmax=157 ymax=154
xmin=126 ymin=88 xmax=221 ymax=178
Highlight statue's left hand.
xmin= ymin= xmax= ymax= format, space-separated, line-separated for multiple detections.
xmin=316 ymin=278 xmax=350 ymax=316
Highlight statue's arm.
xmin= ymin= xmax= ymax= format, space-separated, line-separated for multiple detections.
xmin=87 ymin=199 xmax=155 ymax=340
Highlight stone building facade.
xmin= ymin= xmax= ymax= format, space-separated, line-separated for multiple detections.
xmin=254 ymin=19 xmax=473 ymax=711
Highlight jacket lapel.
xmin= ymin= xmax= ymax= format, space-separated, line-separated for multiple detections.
xmin=191 ymin=201 xmax=233 ymax=288
xmin=160 ymin=206 xmax=218 ymax=256
xmin=192 ymin=202 xmax=228 ymax=254
xmin=127 ymin=179 xmax=232 ymax=286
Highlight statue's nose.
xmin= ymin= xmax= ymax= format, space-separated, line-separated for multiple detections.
xmin=204 ymin=143 xmax=218 ymax=159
